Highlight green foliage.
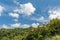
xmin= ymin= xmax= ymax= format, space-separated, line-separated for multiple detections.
xmin=25 ymin=19 xmax=60 ymax=40
xmin=46 ymin=19 xmax=60 ymax=35
xmin=0 ymin=19 xmax=60 ymax=40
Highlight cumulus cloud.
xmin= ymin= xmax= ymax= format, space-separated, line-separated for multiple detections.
xmin=9 ymin=12 xmax=19 ymax=18
xmin=48 ymin=7 xmax=60 ymax=19
xmin=31 ymin=16 xmax=48 ymax=23
xmin=21 ymin=24 xmax=30 ymax=28
xmin=0 ymin=23 xmax=40 ymax=29
xmin=31 ymin=23 xmax=39 ymax=28
xmin=0 ymin=5 xmax=4 ymax=16
xmin=11 ymin=23 xmax=30 ymax=28
xmin=10 ymin=23 xmax=39 ymax=28
xmin=13 ymin=0 xmax=20 ymax=5
xmin=11 ymin=23 xmax=21 ymax=28
xmin=13 ymin=19 xmax=18 ymax=22
xmin=0 ymin=24 xmax=8 ymax=29
xmin=14 ymin=2 xmax=36 ymax=16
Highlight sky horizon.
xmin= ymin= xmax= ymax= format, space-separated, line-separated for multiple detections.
xmin=0 ymin=0 xmax=60 ymax=28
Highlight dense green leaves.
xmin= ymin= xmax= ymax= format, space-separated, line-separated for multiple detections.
xmin=0 ymin=19 xmax=60 ymax=40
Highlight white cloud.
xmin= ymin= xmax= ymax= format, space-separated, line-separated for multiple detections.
xmin=0 ymin=5 xmax=4 ymax=16
xmin=1 ymin=24 xmax=8 ymax=29
xmin=11 ymin=23 xmax=30 ymax=28
xmin=21 ymin=24 xmax=30 ymax=28
xmin=9 ymin=12 xmax=19 ymax=18
xmin=31 ymin=23 xmax=39 ymax=28
xmin=11 ymin=23 xmax=21 ymax=28
xmin=13 ymin=0 xmax=20 ymax=5
xmin=13 ymin=19 xmax=18 ymax=22
xmin=10 ymin=23 xmax=39 ymax=28
xmin=0 ymin=23 xmax=40 ymax=28
xmin=31 ymin=16 xmax=44 ymax=21
xmin=48 ymin=8 xmax=60 ymax=19
xmin=31 ymin=16 xmax=48 ymax=23
xmin=14 ymin=2 xmax=36 ymax=16
xmin=14 ymin=9 xmax=19 ymax=13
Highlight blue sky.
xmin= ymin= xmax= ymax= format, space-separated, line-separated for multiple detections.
xmin=0 ymin=0 xmax=60 ymax=28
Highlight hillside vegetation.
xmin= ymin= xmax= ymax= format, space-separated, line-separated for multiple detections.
xmin=0 ymin=19 xmax=60 ymax=40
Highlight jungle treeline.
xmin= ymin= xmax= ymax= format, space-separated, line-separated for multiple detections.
xmin=0 ymin=19 xmax=60 ymax=40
